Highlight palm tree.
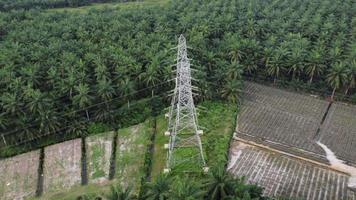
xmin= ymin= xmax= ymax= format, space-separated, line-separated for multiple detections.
xmin=118 ymin=78 xmax=136 ymax=108
xmin=72 ymin=83 xmax=92 ymax=120
xmin=24 ymin=88 xmax=51 ymax=116
xmin=232 ymin=177 xmax=263 ymax=199
xmin=306 ymin=47 xmax=326 ymax=84
xmin=326 ymin=62 xmax=349 ymax=101
xmin=225 ymin=34 xmax=244 ymax=63
xmin=0 ymin=92 xmax=23 ymax=116
xmin=266 ymin=47 xmax=287 ymax=85
xmin=96 ymin=78 xmax=115 ymax=104
xmin=139 ymin=56 xmax=162 ymax=89
xmin=226 ymin=61 xmax=243 ymax=80
xmin=0 ymin=113 xmax=8 ymax=130
xmin=144 ymin=174 xmax=171 ymax=200
xmin=169 ymin=177 xmax=204 ymax=200
xmin=204 ymin=167 xmax=236 ymax=200
xmin=106 ymin=185 xmax=135 ymax=200
xmin=344 ymin=59 xmax=356 ymax=95
xmin=287 ymin=47 xmax=305 ymax=80
xmin=221 ymin=79 xmax=243 ymax=104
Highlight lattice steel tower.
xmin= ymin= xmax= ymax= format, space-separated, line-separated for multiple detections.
xmin=164 ymin=35 xmax=208 ymax=172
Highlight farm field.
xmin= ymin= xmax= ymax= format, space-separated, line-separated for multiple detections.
xmin=43 ymin=139 xmax=82 ymax=194
xmin=0 ymin=0 xmax=355 ymax=198
xmin=319 ymin=103 xmax=356 ymax=165
xmin=0 ymin=150 xmax=39 ymax=200
xmin=237 ymin=81 xmax=328 ymax=157
xmin=228 ymin=140 xmax=356 ymax=200
xmin=86 ymin=131 xmax=115 ymax=183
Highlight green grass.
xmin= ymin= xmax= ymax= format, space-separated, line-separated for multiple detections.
xmin=91 ymin=143 xmax=106 ymax=179
xmin=151 ymin=115 xmax=168 ymax=179
xmin=86 ymin=131 xmax=115 ymax=181
xmin=30 ymin=101 xmax=237 ymax=199
xmin=48 ymin=0 xmax=169 ymax=13
xmin=30 ymin=182 xmax=113 ymax=200
xmin=151 ymin=101 xmax=238 ymax=177
xmin=115 ymin=120 xmax=152 ymax=192
xmin=199 ymin=101 xmax=237 ymax=168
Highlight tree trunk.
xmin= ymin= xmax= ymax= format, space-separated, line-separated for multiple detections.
xmin=331 ymin=87 xmax=336 ymax=101
xmin=344 ymin=86 xmax=349 ymax=95
xmin=85 ymin=110 xmax=90 ymax=120
xmin=309 ymin=70 xmax=314 ymax=84
xmin=273 ymin=77 xmax=277 ymax=85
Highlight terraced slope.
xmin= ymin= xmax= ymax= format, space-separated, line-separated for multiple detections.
xmin=86 ymin=131 xmax=115 ymax=183
xmin=43 ymin=139 xmax=82 ymax=193
xmin=228 ymin=141 xmax=356 ymax=200
xmin=319 ymin=103 xmax=356 ymax=164
xmin=237 ymin=81 xmax=329 ymax=156
xmin=0 ymin=150 xmax=39 ymax=200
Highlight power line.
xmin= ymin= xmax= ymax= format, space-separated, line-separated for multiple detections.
xmin=1 ymin=79 xmax=174 ymax=137
xmin=1 ymin=92 xmax=169 ymax=149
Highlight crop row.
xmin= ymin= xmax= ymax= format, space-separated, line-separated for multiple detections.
xmin=244 ymin=82 xmax=329 ymax=121
xmin=319 ymin=103 xmax=356 ymax=163
xmin=237 ymin=101 xmax=323 ymax=154
xmin=228 ymin=141 xmax=355 ymax=200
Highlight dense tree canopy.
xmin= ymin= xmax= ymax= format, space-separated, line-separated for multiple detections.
xmin=0 ymin=0 xmax=355 ymax=148
xmin=0 ymin=0 xmax=140 ymax=11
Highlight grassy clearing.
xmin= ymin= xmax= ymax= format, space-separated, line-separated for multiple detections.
xmin=30 ymin=182 xmax=113 ymax=200
xmin=29 ymin=101 xmax=236 ymax=199
xmin=151 ymin=115 xmax=168 ymax=179
xmin=151 ymin=101 xmax=237 ymax=177
xmin=48 ymin=0 xmax=169 ymax=13
xmin=115 ymin=120 xmax=152 ymax=192
xmin=0 ymin=150 xmax=39 ymax=200
xmin=199 ymin=101 xmax=237 ymax=168
xmin=86 ymin=131 xmax=115 ymax=183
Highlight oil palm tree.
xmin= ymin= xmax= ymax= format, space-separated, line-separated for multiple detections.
xmin=106 ymin=185 xmax=135 ymax=200
xmin=169 ymin=177 xmax=204 ymax=200
xmin=72 ymin=83 xmax=92 ymax=120
xmin=266 ymin=47 xmax=287 ymax=85
xmin=306 ymin=47 xmax=326 ymax=84
xmin=144 ymin=174 xmax=171 ymax=200
xmin=326 ymin=62 xmax=349 ymax=100
xmin=226 ymin=61 xmax=243 ymax=80
xmin=344 ymin=59 xmax=356 ymax=95
xmin=204 ymin=167 xmax=236 ymax=200
xmin=221 ymin=79 xmax=243 ymax=104
xmin=287 ymin=47 xmax=305 ymax=80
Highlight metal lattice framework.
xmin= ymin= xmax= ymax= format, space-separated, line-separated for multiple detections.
xmin=164 ymin=35 xmax=207 ymax=172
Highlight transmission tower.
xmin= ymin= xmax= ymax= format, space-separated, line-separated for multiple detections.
xmin=164 ymin=35 xmax=208 ymax=173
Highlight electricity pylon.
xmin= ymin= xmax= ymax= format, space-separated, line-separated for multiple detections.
xmin=164 ymin=35 xmax=208 ymax=173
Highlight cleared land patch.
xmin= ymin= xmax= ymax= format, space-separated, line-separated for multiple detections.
xmin=115 ymin=121 xmax=151 ymax=191
xmin=86 ymin=131 xmax=115 ymax=183
xmin=0 ymin=150 xmax=39 ymax=200
xmin=237 ymin=81 xmax=329 ymax=158
xmin=228 ymin=140 xmax=356 ymax=200
xmin=319 ymin=103 xmax=356 ymax=165
xmin=43 ymin=139 xmax=82 ymax=193
xmin=151 ymin=101 xmax=237 ymax=176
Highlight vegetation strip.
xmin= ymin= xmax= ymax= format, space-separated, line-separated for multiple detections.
xmin=109 ymin=132 xmax=118 ymax=180
xmin=81 ymin=137 xmax=88 ymax=185
xmin=35 ymin=148 xmax=45 ymax=196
